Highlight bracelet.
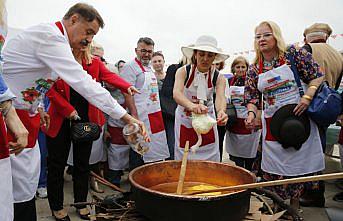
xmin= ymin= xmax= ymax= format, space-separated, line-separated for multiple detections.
xmin=302 ymin=94 xmax=313 ymax=101
xmin=308 ymin=85 xmax=318 ymax=90
xmin=247 ymin=111 xmax=256 ymax=119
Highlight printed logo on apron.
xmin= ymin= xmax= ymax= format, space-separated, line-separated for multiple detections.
xmin=256 ymin=59 xmax=324 ymax=175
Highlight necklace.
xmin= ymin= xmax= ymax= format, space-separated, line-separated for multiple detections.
xmin=263 ymin=59 xmax=275 ymax=68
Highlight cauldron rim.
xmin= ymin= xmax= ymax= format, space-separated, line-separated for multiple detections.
xmin=129 ymin=160 xmax=256 ymax=201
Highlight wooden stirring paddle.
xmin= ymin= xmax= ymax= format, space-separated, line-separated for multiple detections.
xmin=185 ymin=172 xmax=343 ymax=195
xmin=176 ymin=141 xmax=190 ymax=194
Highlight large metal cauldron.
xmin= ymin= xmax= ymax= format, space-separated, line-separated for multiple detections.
xmin=129 ymin=160 xmax=256 ymax=221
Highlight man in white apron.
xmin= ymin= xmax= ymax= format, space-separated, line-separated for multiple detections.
xmin=121 ymin=37 xmax=169 ymax=169
xmin=2 ymin=3 xmax=147 ymax=220
xmin=173 ymin=35 xmax=229 ymax=162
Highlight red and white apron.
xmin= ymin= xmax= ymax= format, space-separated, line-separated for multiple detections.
xmin=0 ymin=114 xmax=14 ymax=221
xmin=105 ymin=89 xmax=129 ymax=170
xmin=0 ymin=157 xmax=13 ymax=221
xmin=225 ymin=85 xmax=261 ymax=158
xmin=7 ymin=110 xmax=41 ymax=203
xmin=10 ymin=141 xmax=40 ymax=203
xmin=89 ymin=125 xmax=107 ymax=164
xmin=257 ymin=63 xmax=324 ymax=176
xmin=107 ymin=117 xmax=130 ymax=170
xmin=133 ymin=59 xmax=169 ymax=162
xmin=174 ymin=65 xmax=220 ymax=162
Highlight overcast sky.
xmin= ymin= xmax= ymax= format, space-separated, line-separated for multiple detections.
xmin=6 ymin=0 xmax=343 ymax=68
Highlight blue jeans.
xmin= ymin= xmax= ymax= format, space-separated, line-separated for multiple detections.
xmin=38 ymin=131 xmax=47 ymax=188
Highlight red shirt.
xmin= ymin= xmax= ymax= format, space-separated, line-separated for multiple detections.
xmin=44 ymin=57 xmax=131 ymax=137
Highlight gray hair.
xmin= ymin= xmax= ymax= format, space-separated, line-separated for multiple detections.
xmin=63 ymin=3 xmax=104 ymax=28
xmin=137 ymin=37 xmax=155 ymax=46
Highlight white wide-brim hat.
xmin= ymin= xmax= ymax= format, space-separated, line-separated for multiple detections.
xmin=181 ymin=35 xmax=230 ymax=64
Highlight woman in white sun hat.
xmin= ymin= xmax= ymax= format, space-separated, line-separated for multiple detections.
xmin=173 ymin=35 xmax=229 ymax=161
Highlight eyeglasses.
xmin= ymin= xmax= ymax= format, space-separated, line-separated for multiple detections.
xmin=255 ymin=32 xmax=273 ymax=40
xmin=137 ymin=48 xmax=154 ymax=54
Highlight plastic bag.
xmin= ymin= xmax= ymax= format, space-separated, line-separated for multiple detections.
xmin=122 ymin=123 xmax=149 ymax=155
xmin=192 ymin=113 xmax=217 ymax=134
xmin=190 ymin=113 xmax=217 ymax=153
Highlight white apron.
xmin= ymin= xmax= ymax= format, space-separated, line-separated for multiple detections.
xmin=134 ymin=59 xmax=169 ymax=162
xmin=0 ymin=157 xmax=13 ymax=221
xmin=10 ymin=141 xmax=40 ymax=202
xmin=67 ymin=125 xmax=105 ymax=165
xmin=107 ymin=117 xmax=130 ymax=170
xmin=106 ymin=88 xmax=129 ymax=170
xmin=174 ymin=66 xmax=220 ymax=162
xmin=257 ymin=64 xmax=324 ymax=176
xmin=225 ymin=85 xmax=261 ymax=158
xmin=0 ymin=13 xmax=14 ymax=220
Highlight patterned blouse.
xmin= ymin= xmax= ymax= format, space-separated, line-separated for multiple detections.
xmin=244 ymin=45 xmax=323 ymax=108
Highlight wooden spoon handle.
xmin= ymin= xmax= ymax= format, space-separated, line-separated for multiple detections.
xmin=187 ymin=172 xmax=343 ymax=195
xmin=176 ymin=141 xmax=190 ymax=194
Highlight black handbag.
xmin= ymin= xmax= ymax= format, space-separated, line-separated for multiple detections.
xmin=71 ymin=122 xmax=101 ymax=142
xmin=225 ymin=103 xmax=238 ymax=130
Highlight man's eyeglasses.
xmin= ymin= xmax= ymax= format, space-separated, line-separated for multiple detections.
xmin=137 ymin=48 xmax=154 ymax=54
xmin=255 ymin=32 xmax=273 ymax=40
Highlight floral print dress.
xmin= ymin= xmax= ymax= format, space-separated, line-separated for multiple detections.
xmin=244 ymin=45 xmax=323 ymax=199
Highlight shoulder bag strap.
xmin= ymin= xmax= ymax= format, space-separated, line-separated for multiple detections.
xmin=286 ymin=54 xmax=304 ymax=96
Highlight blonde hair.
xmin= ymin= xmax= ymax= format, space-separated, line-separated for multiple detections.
xmin=84 ymin=44 xmax=93 ymax=65
xmin=253 ymin=21 xmax=286 ymax=64
xmin=0 ymin=0 xmax=5 ymax=26
xmin=231 ymin=56 xmax=249 ymax=74
xmin=179 ymin=54 xmax=191 ymax=66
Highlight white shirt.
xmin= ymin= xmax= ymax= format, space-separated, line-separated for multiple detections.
xmin=2 ymin=22 xmax=126 ymax=119
xmin=121 ymin=59 xmax=151 ymax=89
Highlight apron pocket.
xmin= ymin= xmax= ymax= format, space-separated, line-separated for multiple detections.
xmin=7 ymin=110 xmax=40 ymax=148
xmin=265 ymin=117 xmax=277 ymax=141
xmin=179 ymin=125 xmax=215 ymax=148
xmin=108 ymin=126 xmax=127 ymax=145
xmin=229 ymin=118 xmax=252 ymax=134
xmin=148 ymin=111 xmax=165 ymax=134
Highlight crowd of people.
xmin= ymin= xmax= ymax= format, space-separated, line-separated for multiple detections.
xmin=1 ymin=2 xmax=343 ymax=221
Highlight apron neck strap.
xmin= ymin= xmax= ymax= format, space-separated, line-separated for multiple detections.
xmin=55 ymin=21 xmax=64 ymax=35
xmin=258 ymin=55 xmax=286 ymax=74
xmin=186 ymin=65 xmax=212 ymax=88
xmin=135 ymin=58 xmax=146 ymax=73
xmin=207 ymin=68 xmax=212 ymax=88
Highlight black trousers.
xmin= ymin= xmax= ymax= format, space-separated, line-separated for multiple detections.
xmin=14 ymin=197 xmax=37 ymax=221
xmin=46 ymin=119 xmax=93 ymax=211
xmin=229 ymin=155 xmax=256 ymax=171
xmin=217 ymin=125 xmax=226 ymax=162
xmin=129 ymin=148 xmax=144 ymax=171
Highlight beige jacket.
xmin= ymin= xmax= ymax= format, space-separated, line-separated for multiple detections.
xmin=309 ymin=43 xmax=343 ymax=88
